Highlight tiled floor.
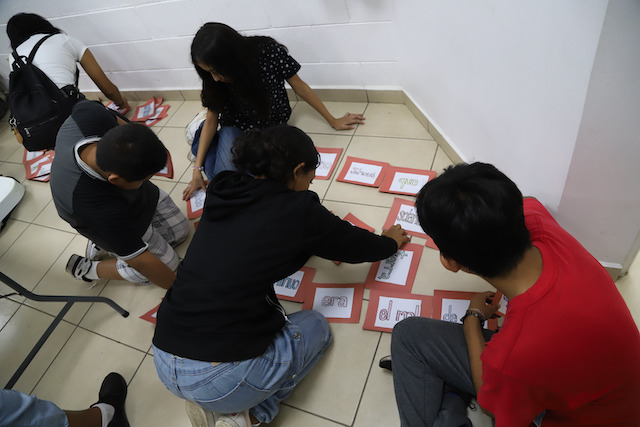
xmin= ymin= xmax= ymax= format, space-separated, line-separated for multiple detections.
xmin=0 ymin=99 xmax=638 ymax=427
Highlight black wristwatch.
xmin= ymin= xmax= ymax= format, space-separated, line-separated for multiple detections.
xmin=460 ymin=310 xmax=485 ymax=327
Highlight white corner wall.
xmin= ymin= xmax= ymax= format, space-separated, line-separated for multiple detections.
xmin=395 ymin=0 xmax=608 ymax=211
xmin=0 ymin=0 xmax=400 ymax=92
xmin=555 ymin=0 xmax=640 ymax=271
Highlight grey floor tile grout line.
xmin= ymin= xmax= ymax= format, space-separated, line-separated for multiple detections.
xmin=279 ymin=402 xmax=351 ymax=426
xmin=350 ymin=332 xmax=384 ymax=427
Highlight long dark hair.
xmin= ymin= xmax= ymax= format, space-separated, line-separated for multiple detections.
xmin=191 ymin=22 xmax=274 ymax=119
xmin=232 ymin=125 xmax=319 ymax=186
xmin=7 ymin=13 xmax=62 ymax=50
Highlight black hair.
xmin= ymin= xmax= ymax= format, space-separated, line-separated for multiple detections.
xmin=232 ymin=125 xmax=319 ymax=186
xmin=96 ymin=123 xmax=167 ymax=182
xmin=416 ymin=162 xmax=531 ymax=278
xmin=7 ymin=13 xmax=62 ymax=50
xmin=190 ymin=22 xmax=274 ymax=118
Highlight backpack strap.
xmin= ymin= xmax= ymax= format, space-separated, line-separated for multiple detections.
xmin=11 ymin=33 xmax=57 ymax=69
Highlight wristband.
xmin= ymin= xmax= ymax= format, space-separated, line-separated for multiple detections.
xmin=461 ymin=310 xmax=486 ymax=327
xmin=193 ymin=166 xmax=204 ymax=171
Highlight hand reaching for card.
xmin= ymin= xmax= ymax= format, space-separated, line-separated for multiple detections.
xmin=382 ymin=224 xmax=411 ymax=248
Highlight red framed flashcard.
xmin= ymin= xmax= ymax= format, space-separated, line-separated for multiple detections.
xmin=315 ymin=147 xmax=343 ymax=180
xmin=24 ymin=151 xmax=55 ymax=180
xmin=302 ymin=283 xmax=364 ymax=323
xmin=490 ymin=291 xmax=509 ymax=316
xmin=105 ymin=101 xmax=130 ymax=115
xmin=432 ymin=290 xmax=498 ymax=330
xmin=379 ymin=167 xmax=436 ymax=196
xmin=186 ymin=183 xmax=208 ymax=219
xmin=145 ymin=104 xmax=170 ymax=127
xmin=23 ymin=149 xmax=47 ymax=165
xmin=336 ymin=157 xmax=389 ymax=188
xmin=364 ymin=289 xmax=433 ymax=333
xmin=273 ymin=266 xmax=316 ymax=303
xmin=131 ymin=99 xmax=155 ymax=122
xmin=383 ymin=198 xmax=428 ymax=239
xmin=140 ymin=301 xmax=162 ymax=325
xmin=365 ymin=242 xmax=423 ymax=293
xmin=155 ymin=149 xmax=174 ymax=179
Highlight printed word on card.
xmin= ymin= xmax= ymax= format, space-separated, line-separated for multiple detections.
xmin=384 ymin=198 xmax=428 ymax=239
xmin=433 ymin=290 xmax=498 ymax=330
xmin=379 ymin=167 xmax=436 ymax=196
xmin=303 ymin=283 xmax=364 ymax=323
xmin=273 ymin=266 xmax=316 ymax=303
xmin=364 ymin=289 xmax=433 ymax=333
xmin=132 ymin=99 xmax=156 ymax=122
xmin=337 ymin=157 xmax=389 ymax=187
xmin=186 ymin=187 xmax=207 ymax=219
xmin=315 ymin=147 xmax=343 ymax=180
xmin=365 ymin=242 xmax=423 ymax=293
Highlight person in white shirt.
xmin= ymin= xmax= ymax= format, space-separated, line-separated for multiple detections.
xmin=6 ymin=13 xmax=130 ymax=143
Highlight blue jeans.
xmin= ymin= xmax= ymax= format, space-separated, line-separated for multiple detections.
xmin=191 ymin=124 xmax=243 ymax=181
xmin=153 ymin=310 xmax=332 ymax=423
xmin=0 ymin=389 xmax=68 ymax=426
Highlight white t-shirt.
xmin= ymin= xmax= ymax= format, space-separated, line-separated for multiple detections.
xmin=12 ymin=33 xmax=87 ymax=89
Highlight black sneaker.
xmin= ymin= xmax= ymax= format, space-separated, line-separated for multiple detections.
xmin=379 ymin=355 xmax=392 ymax=371
xmin=96 ymin=372 xmax=129 ymax=427
xmin=65 ymin=254 xmax=93 ymax=282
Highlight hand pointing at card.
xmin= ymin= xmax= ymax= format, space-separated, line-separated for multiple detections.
xmin=382 ymin=224 xmax=411 ymax=248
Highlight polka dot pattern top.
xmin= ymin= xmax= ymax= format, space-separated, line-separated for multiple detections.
xmin=219 ymin=38 xmax=301 ymax=130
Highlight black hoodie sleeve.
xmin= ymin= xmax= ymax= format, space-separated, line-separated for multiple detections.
xmin=304 ymin=199 xmax=398 ymax=263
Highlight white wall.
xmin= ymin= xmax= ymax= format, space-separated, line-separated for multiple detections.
xmin=395 ymin=0 xmax=608 ymax=211
xmin=555 ymin=0 xmax=640 ymax=271
xmin=0 ymin=0 xmax=399 ymax=92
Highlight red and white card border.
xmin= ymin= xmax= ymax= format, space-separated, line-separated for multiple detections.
xmin=336 ymin=156 xmax=389 ymax=188
xmin=365 ymin=242 xmax=423 ymax=293
xmin=363 ymin=289 xmax=433 ymax=333
xmin=315 ymin=147 xmax=343 ymax=180
xmin=379 ymin=166 xmax=436 ymax=196
xmin=302 ymin=283 xmax=364 ymax=323
xmin=273 ymin=266 xmax=316 ymax=303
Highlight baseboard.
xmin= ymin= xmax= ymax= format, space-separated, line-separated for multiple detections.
xmin=83 ymin=87 xmax=463 ymax=164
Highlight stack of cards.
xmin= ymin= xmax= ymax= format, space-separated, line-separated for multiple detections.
xmin=129 ymin=97 xmax=170 ymax=127
xmin=23 ymin=149 xmax=54 ymax=182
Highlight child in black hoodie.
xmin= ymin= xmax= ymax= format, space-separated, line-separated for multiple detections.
xmin=153 ymin=124 xmax=409 ymax=427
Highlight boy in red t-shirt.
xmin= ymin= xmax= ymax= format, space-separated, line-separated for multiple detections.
xmin=388 ymin=162 xmax=640 ymax=426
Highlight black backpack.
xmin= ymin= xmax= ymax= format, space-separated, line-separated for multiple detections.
xmin=8 ymin=34 xmax=81 ymax=151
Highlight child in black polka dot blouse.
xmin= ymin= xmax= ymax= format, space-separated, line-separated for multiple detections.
xmin=184 ymin=22 xmax=366 ymax=200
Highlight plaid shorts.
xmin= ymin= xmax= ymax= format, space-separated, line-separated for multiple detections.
xmin=116 ymin=188 xmax=189 ymax=283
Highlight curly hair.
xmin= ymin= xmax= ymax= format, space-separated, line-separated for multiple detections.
xmin=232 ymin=125 xmax=319 ymax=185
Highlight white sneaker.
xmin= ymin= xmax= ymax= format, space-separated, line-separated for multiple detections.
xmin=65 ymin=254 xmax=93 ymax=282
xmin=215 ymin=410 xmax=252 ymax=427
xmin=85 ymin=240 xmax=109 ymax=261
xmin=185 ymin=400 xmax=216 ymax=427
xmin=186 ymin=109 xmax=207 ymax=145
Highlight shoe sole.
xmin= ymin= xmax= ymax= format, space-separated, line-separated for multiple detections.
xmin=65 ymin=254 xmax=93 ymax=282
xmin=185 ymin=400 xmax=215 ymax=427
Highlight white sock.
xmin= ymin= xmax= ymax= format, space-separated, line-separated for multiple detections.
xmin=91 ymin=403 xmax=114 ymax=427
xmin=84 ymin=261 xmax=100 ymax=280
